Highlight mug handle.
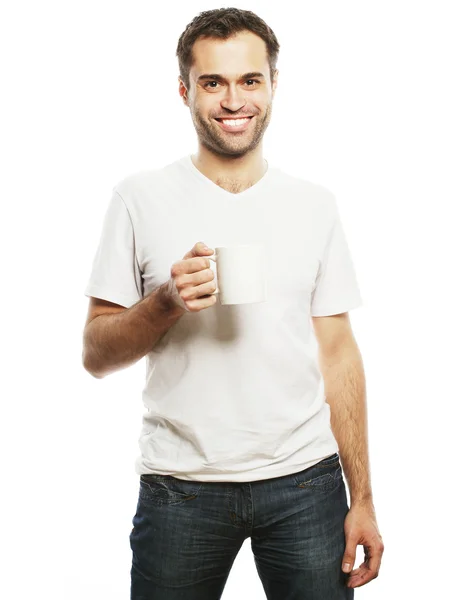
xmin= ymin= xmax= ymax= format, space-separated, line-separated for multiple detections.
xmin=207 ymin=254 xmax=220 ymax=295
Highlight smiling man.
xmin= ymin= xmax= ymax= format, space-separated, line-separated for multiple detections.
xmin=83 ymin=7 xmax=384 ymax=600
xmin=181 ymin=28 xmax=275 ymax=192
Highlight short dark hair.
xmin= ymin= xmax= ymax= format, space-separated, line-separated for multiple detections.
xmin=176 ymin=7 xmax=280 ymax=93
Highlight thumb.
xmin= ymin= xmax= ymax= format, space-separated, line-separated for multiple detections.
xmin=342 ymin=538 xmax=357 ymax=573
xmin=183 ymin=241 xmax=213 ymax=260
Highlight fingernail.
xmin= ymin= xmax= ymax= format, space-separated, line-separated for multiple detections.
xmin=343 ymin=563 xmax=351 ymax=572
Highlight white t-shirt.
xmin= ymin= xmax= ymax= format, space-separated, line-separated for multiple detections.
xmin=84 ymin=154 xmax=363 ymax=482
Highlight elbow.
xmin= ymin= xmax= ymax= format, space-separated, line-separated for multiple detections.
xmin=88 ymin=369 xmax=105 ymax=380
xmin=84 ymin=364 xmax=106 ymax=379
xmin=82 ymin=350 xmax=105 ymax=379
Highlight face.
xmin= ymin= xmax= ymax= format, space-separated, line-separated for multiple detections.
xmin=179 ymin=30 xmax=278 ymax=158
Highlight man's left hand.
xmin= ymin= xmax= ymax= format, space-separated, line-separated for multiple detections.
xmin=342 ymin=501 xmax=384 ymax=588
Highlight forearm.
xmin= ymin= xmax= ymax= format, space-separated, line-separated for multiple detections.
xmin=318 ymin=345 xmax=373 ymax=506
xmin=83 ymin=282 xmax=185 ymax=379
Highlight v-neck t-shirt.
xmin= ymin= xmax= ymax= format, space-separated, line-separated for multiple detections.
xmin=84 ymin=153 xmax=363 ymax=482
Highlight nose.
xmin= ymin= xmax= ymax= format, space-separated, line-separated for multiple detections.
xmin=220 ymin=84 xmax=246 ymax=112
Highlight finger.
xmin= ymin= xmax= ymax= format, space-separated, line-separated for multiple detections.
xmin=173 ymin=256 xmax=211 ymax=276
xmin=180 ymin=279 xmax=216 ymax=301
xmin=185 ymin=294 xmax=217 ymax=312
xmin=342 ymin=536 xmax=358 ymax=574
xmin=346 ymin=551 xmax=381 ymax=588
xmin=348 ymin=565 xmax=362 ymax=577
xmin=347 ymin=565 xmax=373 ymax=588
xmin=365 ymin=540 xmax=383 ymax=580
xmin=183 ymin=242 xmax=213 ymax=260
xmin=178 ymin=268 xmax=214 ymax=290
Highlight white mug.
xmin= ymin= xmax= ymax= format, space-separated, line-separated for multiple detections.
xmin=207 ymin=244 xmax=267 ymax=305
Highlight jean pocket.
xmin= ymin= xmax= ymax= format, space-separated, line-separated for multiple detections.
xmin=139 ymin=474 xmax=203 ymax=505
xmin=291 ymin=454 xmax=342 ymax=491
xmin=315 ymin=452 xmax=340 ymax=468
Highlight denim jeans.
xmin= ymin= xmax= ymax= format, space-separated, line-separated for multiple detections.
xmin=129 ymin=452 xmax=353 ymax=599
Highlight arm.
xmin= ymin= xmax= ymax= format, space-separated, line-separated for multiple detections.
xmin=312 ymin=312 xmax=384 ymax=588
xmin=312 ymin=312 xmax=372 ymax=505
xmin=82 ymin=282 xmax=185 ymax=379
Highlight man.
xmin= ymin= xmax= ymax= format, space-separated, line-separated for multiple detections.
xmin=83 ymin=7 xmax=384 ymax=599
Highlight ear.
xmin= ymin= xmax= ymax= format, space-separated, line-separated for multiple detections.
xmin=272 ymin=69 xmax=279 ymax=93
xmin=178 ymin=77 xmax=189 ymax=105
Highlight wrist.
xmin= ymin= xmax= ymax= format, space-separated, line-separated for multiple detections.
xmin=157 ymin=281 xmax=186 ymax=318
xmin=350 ymin=493 xmax=374 ymax=508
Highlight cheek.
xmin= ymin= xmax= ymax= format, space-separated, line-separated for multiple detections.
xmin=198 ymin=103 xmax=217 ymax=120
xmin=254 ymin=99 xmax=270 ymax=116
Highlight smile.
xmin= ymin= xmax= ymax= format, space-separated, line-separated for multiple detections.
xmin=214 ymin=116 xmax=254 ymax=132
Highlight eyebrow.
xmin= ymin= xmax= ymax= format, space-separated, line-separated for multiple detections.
xmin=197 ymin=71 xmax=265 ymax=83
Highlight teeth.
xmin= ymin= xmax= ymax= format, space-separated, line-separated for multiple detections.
xmin=220 ymin=118 xmax=250 ymax=127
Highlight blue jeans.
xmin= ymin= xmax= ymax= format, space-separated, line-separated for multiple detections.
xmin=129 ymin=453 xmax=353 ymax=599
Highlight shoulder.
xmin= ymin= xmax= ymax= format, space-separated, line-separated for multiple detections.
xmin=111 ymin=156 xmax=187 ymax=208
xmin=112 ymin=167 xmax=163 ymax=203
xmin=272 ymin=167 xmax=337 ymax=216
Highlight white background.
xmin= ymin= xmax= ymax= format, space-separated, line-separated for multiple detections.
xmin=2 ymin=0 xmax=451 ymax=598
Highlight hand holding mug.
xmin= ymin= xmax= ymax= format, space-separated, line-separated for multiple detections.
xmin=164 ymin=242 xmax=217 ymax=313
xmin=163 ymin=241 xmax=267 ymax=312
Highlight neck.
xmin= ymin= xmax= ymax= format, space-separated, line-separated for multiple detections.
xmin=191 ymin=146 xmax=268 ymax=190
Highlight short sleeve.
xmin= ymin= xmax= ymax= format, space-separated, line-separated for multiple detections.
xmin=310 ymin=200 xmax=363 ymax=317
xmin=84 ymin=189 xmax=143 ymax=308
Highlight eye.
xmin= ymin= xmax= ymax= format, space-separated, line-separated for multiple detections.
xmin=203 ymin=79 xmax=260 ymax=89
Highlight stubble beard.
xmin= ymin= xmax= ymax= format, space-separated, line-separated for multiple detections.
xmin=190 ymin=103 xmax=272 ymax=159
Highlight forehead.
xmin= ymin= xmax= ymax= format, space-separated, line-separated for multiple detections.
xmin=190 ymin=31 xmax=269 ymax=80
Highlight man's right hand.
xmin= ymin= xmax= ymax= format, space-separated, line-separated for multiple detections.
xmin=162 ymin=242 xmax=217 ymax=313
